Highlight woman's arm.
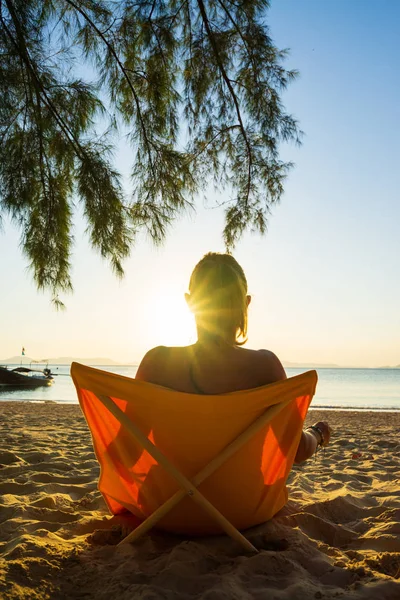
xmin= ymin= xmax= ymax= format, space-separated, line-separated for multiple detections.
xmin=294 ymin=430 xmax=320 ymax=463
xmin=294 ymin=421 xmax=331 ymax=464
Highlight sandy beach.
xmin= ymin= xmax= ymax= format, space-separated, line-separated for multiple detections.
xmin=0 ymin=401 xmax=399 ymax=600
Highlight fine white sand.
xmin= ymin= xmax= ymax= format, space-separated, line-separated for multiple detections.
xmin=0 ymin=401 xmax=399 ymax=599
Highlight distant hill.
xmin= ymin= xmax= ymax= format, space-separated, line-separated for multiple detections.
xmin=2 ymin=355 xmax=399 ymax=369
xmin=282 ymin=360 xmax=340 ymax=369
xmin=2 ymin=355 xmax=337 ymax=368
xmin=50 ymin=357 xmax=124 ymax=366
xmin=0 ymin=355 xmax=126 ymax=366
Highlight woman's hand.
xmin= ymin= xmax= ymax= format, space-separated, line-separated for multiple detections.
xmin=313 ymin=421 xmax=332 ymax=446
xmin=295 ymin=422 xmax=332 ymax=464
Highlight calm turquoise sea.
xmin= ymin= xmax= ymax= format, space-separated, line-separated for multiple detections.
xmin=0 ymin=366 xmax=399 ymax=411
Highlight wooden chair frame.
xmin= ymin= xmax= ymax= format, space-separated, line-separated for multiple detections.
xmin=97 ymin=393 xmax=293 ymax=553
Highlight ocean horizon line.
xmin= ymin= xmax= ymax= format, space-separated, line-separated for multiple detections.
xmin=1 ymin=356 xmax=399 ymax=370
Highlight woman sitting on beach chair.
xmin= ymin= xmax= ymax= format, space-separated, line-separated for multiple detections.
xmin=136 ymin=252 xmax=331 ymax=463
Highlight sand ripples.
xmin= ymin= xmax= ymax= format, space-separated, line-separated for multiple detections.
xmin=0 ymin=403 xmax=399 ymax=599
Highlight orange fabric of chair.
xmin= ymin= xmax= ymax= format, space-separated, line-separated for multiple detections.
xmin=71 ymin=362 xmax=317 ymax=535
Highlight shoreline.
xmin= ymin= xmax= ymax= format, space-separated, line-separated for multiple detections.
xmin=1 ymin=402 xmax=399 ymax=599
xmin=1 ymin=397 xmax=400 ymax=412
xmin=0 ymin=397 xmax=400 ymax=414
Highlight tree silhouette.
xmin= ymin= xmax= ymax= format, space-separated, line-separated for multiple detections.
xmin=0 ymin=0 xmax=301 ymax=305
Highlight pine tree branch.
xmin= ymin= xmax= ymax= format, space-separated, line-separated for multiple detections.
xmin=216 ymin=0 xmax=260 ymax=84
xmin=1 ymin=0 xmax=86 ymax=160
xmin=185 ymin=1 xmax=194 ymax=77
xmin=149 ymin=20 xmax=168 ymax=70
xmin=35 ymin=90 xmax=48 ymax=200
xmin=64 ymin=0 xmax=156 ymax=175
xmin=148 ymin=0 xmax=157 ymax=20
xmin=196 ymin=0 xmax=253 ymax=206
xmin=188 ymin=124 xmax=240 ymax=163
xmin=0 ymin=0 xmax=300 ymax=300
xmin=0 ymin=106 xmax=23 ymax=143
xmin=164 ymin=0 xmax=189 ymax=27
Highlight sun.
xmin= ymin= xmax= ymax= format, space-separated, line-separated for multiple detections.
xmin=147 ymin=289 xmax=197 ymax=347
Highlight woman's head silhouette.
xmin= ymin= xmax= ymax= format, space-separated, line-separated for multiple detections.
xmin=186 ymin=252 xmax=250 ymax=345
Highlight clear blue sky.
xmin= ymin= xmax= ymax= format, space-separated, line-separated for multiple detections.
xmin=1 ymin=0 xmax=399 ymax=367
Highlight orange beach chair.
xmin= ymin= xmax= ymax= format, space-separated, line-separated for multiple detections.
xmin=71 ymin=362 xmax=317 ymax=552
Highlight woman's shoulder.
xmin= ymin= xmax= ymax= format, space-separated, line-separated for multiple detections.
xmin=135 ymin=345 xmax=189 ymax=382
xmin=239 ymin=347 xmax=287 ymax=384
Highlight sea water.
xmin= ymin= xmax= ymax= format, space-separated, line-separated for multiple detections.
xmin=0 ymin=365 xmax=399 ymax=411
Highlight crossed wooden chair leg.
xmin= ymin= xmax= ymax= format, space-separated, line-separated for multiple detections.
xmin=97 ymin=394 xmax=291 ymax=553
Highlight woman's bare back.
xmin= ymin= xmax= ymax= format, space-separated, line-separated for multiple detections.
xmin=135 ymin=343 xmax=287 ymax=393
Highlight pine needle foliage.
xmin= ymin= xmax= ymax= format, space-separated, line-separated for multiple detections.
xmin=0 ymin=0 xmax=301 ymax=304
